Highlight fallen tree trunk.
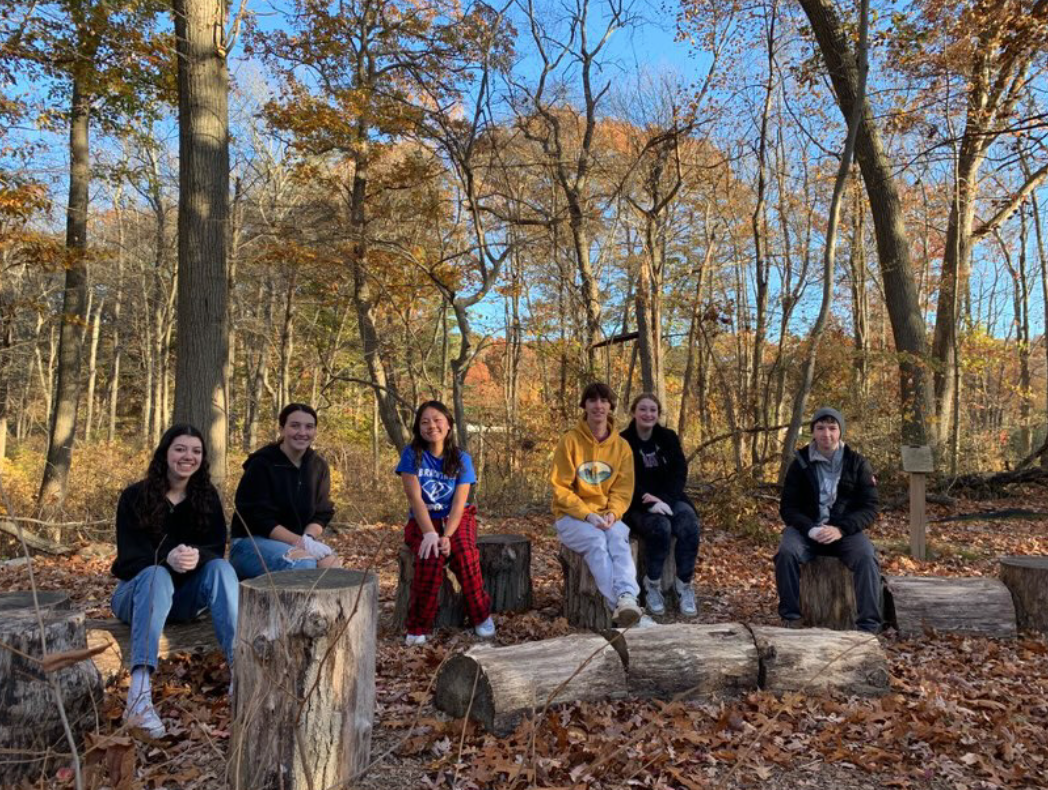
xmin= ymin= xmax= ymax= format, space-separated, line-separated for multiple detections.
xmin=0 ymin=598 xmax=103 ymax=785
xmin=434 ymin=633 xmax=627 ymax=736
xmin=607 ymin=622 xmax=757 ymax=700
xmin=998 ymin=556 xmax=1048 ymax=633
xmin=750 ymin=625 xmax=888 ymax=697
xmin=0 ymin=521 xmax=74 ymax=555
xmin=885 ymin=576 xmax=1017 ymax=638
xmin=230 ymin=568 xmax=378 ymax=790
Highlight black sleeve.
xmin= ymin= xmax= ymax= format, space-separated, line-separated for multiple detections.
xmin=779 ymin=460 xmax=816 ymax=532
xmin=112 ymin=485 xmax=165 ymax=580
xmin=830 ymin=456 xmax=879 ymax=535
xmin=233 ymin=458 xmax=281 ymax=538
xmin=188 ymin=487 xmax=228 ymax=564
xmin=310 ymin=458 xmax=335 ymax=528
xmin=665 ymin=431 xmax=689 ymax=504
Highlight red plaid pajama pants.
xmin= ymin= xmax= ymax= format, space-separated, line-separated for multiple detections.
xmin=404 ymin=505 xmax=491 ymax=635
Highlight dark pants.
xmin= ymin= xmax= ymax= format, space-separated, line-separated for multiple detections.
xmin=774 ymin=526 xmax=882 ymax=632
xmin=626 ymin=500 xmax=701 ymax=583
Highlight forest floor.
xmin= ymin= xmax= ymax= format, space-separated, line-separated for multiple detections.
xmin=3 ymin=483 xmax=1048 ymax=790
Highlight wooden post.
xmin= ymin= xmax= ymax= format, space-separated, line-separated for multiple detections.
xmin=902 ymin=445 xmax=933 ymax=560
xmin=230 ymin=569 xmax=378 ymax=790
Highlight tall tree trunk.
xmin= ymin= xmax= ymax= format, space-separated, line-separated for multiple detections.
xmin=38 ymin=67 xmax=92 ymax=516
xmin=278 ymin=270 xmax=295 ymax=408
xmin=83 ymin=298 xmax=103 ymax=442
xmin=797 ymin=0 xmax=932 ymax=448
xmin=173 ymin=0 xmax=230 ymax=482
xmin=107 ymin=203 xmax=125 ymax=442
xmin=849 ymin=180 xmax=869 ymax=395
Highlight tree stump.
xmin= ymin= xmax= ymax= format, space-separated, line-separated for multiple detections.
xmin=0 ymin=592 xmax=103 ymax=785
xmin=558 ymin=545 xmax=613 ymax=630
xmin=800 ymin=555 xmax=858 ymax=629
xmin=884 ymin=576 xmax=1017 ymax=638
xmin=750 ymin=625 xmax=889 ymax=697
xmin=392 ymin=534 xmax=533 ymax=632
xmin=434 ymin=633 xmax=627 ymax=735
xmin=999 ymin=556 xmax=1048 ymax=633
xmin=605 ymin=622 xmax=757 ymax=700
xmin=631 ymin=536 xmax=680 ymax=611
xmin=230 ymin=569 xmax=378 ymax=790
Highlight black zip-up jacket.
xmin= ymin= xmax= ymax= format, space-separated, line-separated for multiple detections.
xmin=231 ymin=443 xmax=335 ymax=539
xmin=111 ymin=480 xmax=227 ymax=586
xmin=620 ymin=421 xmax=693 ymax=512
xmin=779 ymin=443 xmax=878 ymax=536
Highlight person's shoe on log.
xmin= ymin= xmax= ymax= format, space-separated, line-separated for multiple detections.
xmin=642 ymin=577 xmax=665 ymax=615
xmin=613 ymin=593 xmax=642 ymax=627
xmin=474 ymin=616 xmax=496 ymax=639
xmin=675 ymin=577 xmax=698 ymax=617
xmin=780 ymin=618 xmax=803 ymax=629
xmin=405 ymin=633 xmax=428 ymax=646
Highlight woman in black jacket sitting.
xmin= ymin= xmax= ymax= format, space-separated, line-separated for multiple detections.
xmin=111 ymin=424 xmax=238 ymax=738
xmin=620 ymin=394 xmax=700 ymax=617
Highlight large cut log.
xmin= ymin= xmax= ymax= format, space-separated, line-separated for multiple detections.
xmin=799 ymin=555 xmax=859 ymax=630
xmin=0 ymin=594 xmax=104 ymax=785
xmin=750 ymin=625 xmax=889 ymax=697
xmin=230 ymin=569 xmax=378 ymax=790
xmin=392 ymin=534 xmax=533 ymax=632
xmin=86 ymin=616 xmax=219 ymax=684
xmin=999 ymin=556 xmax=1048 ymax=633
xmin=606 ymin=622 xmax=757 ymax=700
xmin=434 ymin=633 xmax=627 ymax=735
xmin=885 ymin=576 xmax=1017 ymax=638
xmin=558 ymin=545 xmax=612 ymax=630
xmin=631 ymin=536 xmax=680 ymax=612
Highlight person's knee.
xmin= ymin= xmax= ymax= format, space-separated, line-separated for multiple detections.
xmin=206 ymin=559 xmax=239 ymax=589
xmin=137 ymin=565 xmax=175 ymax=597
xmin=775 ymin=537 xmax=805 ymax=564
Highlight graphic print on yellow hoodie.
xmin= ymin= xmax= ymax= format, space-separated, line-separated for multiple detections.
xmin=550 ymin=417 xmax=635 ymax=522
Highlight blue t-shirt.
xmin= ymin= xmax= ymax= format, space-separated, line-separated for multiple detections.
xmin=395 ymin=446 xmax=477 ymax=519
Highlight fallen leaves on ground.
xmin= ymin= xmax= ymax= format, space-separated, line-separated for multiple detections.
xmin=5 ymin=486 xmax=1048 ymax=789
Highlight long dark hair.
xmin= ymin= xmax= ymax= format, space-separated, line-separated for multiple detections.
xmin=410 ymin=400 xmax=462 ymax=478
xmin=136 ymin=424 xmax=214 ymax=536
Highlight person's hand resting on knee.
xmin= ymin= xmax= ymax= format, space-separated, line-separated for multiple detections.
xmin=643 ymin=494 xmax=673 ymax=517
xmin=807 ymin=525 xmax=842 ymax=544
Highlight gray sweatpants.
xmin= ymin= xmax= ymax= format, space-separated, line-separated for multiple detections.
xmin=555 ymin=515 xmax=640 ymax=607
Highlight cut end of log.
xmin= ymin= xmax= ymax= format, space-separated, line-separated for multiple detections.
xmin=434 ymin=654 xmax=496 ymax=730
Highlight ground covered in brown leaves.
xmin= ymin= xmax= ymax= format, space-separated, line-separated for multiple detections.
xmin=4 ymin=486 xmax=1048 ymax=789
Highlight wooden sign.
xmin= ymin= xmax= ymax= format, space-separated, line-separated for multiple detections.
xmin=901 ymin=445 xmax=934 ymax=473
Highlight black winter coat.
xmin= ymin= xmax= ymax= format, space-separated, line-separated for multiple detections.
xmin=779 ymin=444 xmax=878 ymax=536
xmin=620 ymin=421 xmax=693 ymax=513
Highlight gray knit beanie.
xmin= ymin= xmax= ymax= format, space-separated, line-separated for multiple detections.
xmin=810 ymin=407 xmax=845 ymax=436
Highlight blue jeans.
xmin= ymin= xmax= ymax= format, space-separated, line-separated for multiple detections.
xmin=111 ymin=560 xmax=239 ymax=670
xmin=774 ymin=526 xmax=882 ymax=632
xmin=229 ymin=536 xmax=317 ymax=580
xmin=626 ymin=500 xmax=701 ymax=583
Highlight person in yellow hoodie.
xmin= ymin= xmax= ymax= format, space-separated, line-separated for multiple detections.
xmin=551 ymin=382 xmax=643 ymax=626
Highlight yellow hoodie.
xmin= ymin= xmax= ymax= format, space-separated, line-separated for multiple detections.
xmin=550 ymin=417 xmax=635 ymax=521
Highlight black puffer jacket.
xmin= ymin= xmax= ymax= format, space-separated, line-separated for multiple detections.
xmin=779 ymin=444 xmax=878 ymax=536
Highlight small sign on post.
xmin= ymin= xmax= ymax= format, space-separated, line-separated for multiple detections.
xmin=901 ymin=445 xmax=934 ymax=560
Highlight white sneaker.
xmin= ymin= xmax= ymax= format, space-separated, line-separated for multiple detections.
xmin=405 ymin=634 xmax=428 ymax=646
xmin=643 ymin=576 xmax=666 ymax=615
xmin=637 ymin=614 xmax=658 ymax=628
xmin=125 ymin=705 xmax=166 ymax=739
xmin=675 ymin=578 xmax=698 ymax=617
xmin=474 ymin=616 xmax=496 ymax=639
xmin=613 ymin=593 xmax=642 ymax=627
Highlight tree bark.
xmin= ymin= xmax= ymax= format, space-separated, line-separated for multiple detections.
xmin=998 ymin=556 xmax=1048 ymax=633
xmin=884 ymin=576 xmax=1017 ymax=638
xmin=799 ymin=555 xmax=859 ymax=630
xmin=558 ymin=544 xmax=614 ymax=630
xmin=38 ymin=63 xmax=92 ymax=516
xmin=231 ymin=569 xmax=377 ymax=790
xmin=609 ymin=622 xmax=758 ymax=700
xmin=434 ymin=633 xmax=627 ymax=736
xmin=797 ymin=0 xmax=933 ymax=447
xmin=750 ymin=625 xmax=888 ymax=696
xmin=173 ymin=0 xmax=229 ymax=482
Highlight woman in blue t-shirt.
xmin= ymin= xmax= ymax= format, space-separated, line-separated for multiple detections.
xmin=396 ymin=400 xmax=494 ymax=646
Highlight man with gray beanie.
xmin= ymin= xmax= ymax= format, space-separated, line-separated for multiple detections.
xmin=774 ymin=407 xmax=881 ymax=633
